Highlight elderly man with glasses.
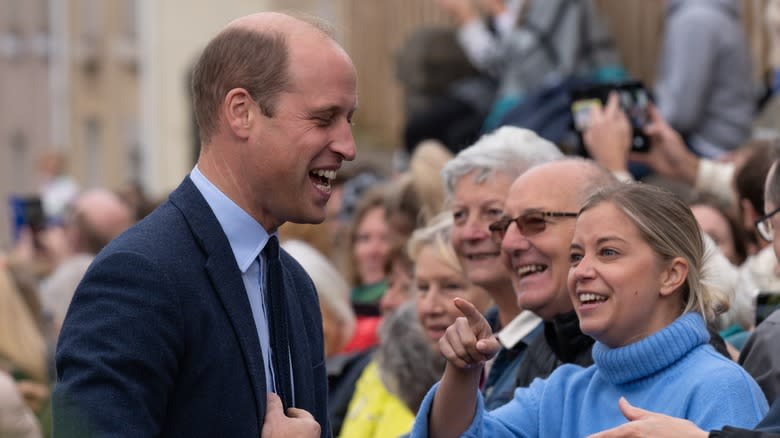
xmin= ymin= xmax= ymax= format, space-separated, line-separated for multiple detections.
xmin=488 ymin=158 xmax=617 ymax=387
xmin=739 ymin=160 xmax=780 ymax=409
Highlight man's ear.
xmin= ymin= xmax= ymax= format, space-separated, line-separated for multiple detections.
xmin=659 ymin=256 xmax=688 ymax=297
xmin=224 ymin=88 xmax=254 ymax=139
xmin=740 ymin=198 xmax=759 ymax=231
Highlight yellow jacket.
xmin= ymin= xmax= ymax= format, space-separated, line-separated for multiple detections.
xmin=338 ymin=361 xmax=414 ymax=438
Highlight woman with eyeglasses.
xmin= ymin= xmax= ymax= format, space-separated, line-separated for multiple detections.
xmin=410 ymin=183 xmax=768 ymax=438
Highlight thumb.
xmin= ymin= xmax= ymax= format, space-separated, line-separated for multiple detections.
xmin=286 ymin=407 xmax=315 ymax=420
xmin=617 ymin=397 xmax=651 ymax=421
xmin=266 ymin=392 xmax=284 ymax=417
xmin=643 ymin=104 xmax=667 ymax=135
xmin=475 ymin=335 xmax=502 ymax=358
xmin=605 ymin=91 xmax=621 ymax=114
xmin=646 ymin=103 xmax=662 ymax=124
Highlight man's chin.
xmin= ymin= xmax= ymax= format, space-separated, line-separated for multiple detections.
xmin=515 ymin=289 xmax=553 ymax=315
xmin=463 ymin=264 xmax=506 ymax=283
xmin=289 ymin=207 xmax=327 ymax=225
xmin=469 ymin=270 xmax=506 ymax=290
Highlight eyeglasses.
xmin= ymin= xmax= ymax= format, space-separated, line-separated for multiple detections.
xmin=756 ymin=206 xmax=780 ymax=242
xmin=489 ymin=211 xmax=578 ymax=243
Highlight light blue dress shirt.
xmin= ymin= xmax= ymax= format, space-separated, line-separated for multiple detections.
xmin=190 ymin=165 xmax=292 ymax=397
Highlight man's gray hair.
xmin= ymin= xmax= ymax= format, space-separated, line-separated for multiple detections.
xmin=441 ymin=126 xmax=563 ymax=203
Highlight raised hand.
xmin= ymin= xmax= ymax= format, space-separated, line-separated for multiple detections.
xmin=261 ymin=393 xmax=320 ymax=438
xmin=583 ymin=91 xmax=632 ymax=173
xmin=438 ymin=297 xmax=500 ymax=370
xmin=587 ymin=397 xmax=708 ymax=438
xmin=630 ymin=104 xmax=699 ymax=185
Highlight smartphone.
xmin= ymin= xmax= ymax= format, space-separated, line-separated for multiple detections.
xmin=570 ymin=80 xmax=652 ymax=155
xmin=9 ymin=195 xmax=46 ymax=243
xmin=755 ymin=292 xmax=780 ymax=326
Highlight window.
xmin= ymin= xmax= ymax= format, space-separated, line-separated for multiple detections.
xmin=9 ymin=130 xmax=28 ymax=191
xmin=85 ymin=117 xmax=102 ymax=186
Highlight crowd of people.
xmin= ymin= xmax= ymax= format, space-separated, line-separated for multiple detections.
xmin=2 ymin=1 xmax=780 ymax=437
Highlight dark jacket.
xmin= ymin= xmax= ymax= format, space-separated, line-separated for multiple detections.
xmin=515 ymin=311 xmax=595 ymax=388
xmin=711 ymin=398 xmax=780 ymax=437
xmin=53 ymin=177 xmax=330 ymax=437
xmin=740 ymin=310 xmax=780 ymax=405
xmin=483 ymin=307 xmax=543 ymax=410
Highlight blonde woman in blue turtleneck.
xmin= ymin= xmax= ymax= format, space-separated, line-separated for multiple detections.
xmin=411 ymin=183 xmax=768 ymax=438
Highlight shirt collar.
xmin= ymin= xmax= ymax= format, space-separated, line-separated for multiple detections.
xmin=496 ymin=310 xmax=543 ymax=349
xmin=190 ymin=165 xmax=271 ymax=272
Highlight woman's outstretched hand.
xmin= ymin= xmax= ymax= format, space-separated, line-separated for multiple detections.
xmin=438 ymin=297 xmax=501 ymax=370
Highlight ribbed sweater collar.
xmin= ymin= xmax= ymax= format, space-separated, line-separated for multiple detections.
xmin=592 ymin=312 xmax=709 ymax=385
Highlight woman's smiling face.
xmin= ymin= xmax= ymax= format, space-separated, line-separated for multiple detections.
xmin=568 ymin=202 xmax=684 ymax=348
xmin=414 ymin=244 xmax=492 ymax=354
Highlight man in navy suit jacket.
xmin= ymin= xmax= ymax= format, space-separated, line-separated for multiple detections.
xmin=52 ymin=11 xmax=358 ymax=437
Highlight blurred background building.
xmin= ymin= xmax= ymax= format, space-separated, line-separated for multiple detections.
xmin=0 ymin=0 xmax=774 ymax=249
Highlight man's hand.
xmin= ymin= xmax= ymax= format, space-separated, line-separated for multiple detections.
xmin=8 ymin=225 xmax=72 ymax=268
xmin=630 ymin=105 xmax=699 ymax=185
xmin=438 ymin=297 xmax=500 ymax=370
xmin=9 ymin=227 xmax=37 ymax=265
xmin=587 ymin=397 xmax=709 ymax=438
xmin=583 ymin=92 xmax=632 ymax=173
xmin=261 ymin=393 xmax=320 ymax=438
xmin=37 ymin=226 xmax=72 ymax=266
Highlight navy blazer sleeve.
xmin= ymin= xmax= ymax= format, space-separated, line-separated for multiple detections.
xmin=53 ymin=249 xmax=185 ymax=436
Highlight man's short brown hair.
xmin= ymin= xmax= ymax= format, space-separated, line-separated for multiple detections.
xmin=191 ymin=27 xmax=290 ymax=144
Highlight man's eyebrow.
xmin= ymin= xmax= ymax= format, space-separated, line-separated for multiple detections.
xmin=308 ymin=107 xmax=338 ymax=116
xmin=310 ymin=106 xmax=356 ymax=120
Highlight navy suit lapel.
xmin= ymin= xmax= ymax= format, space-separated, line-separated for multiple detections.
xmin=169 ymin=177 xmax=267 ymax=425
xmin=281 ymin=263 xmax=315 ymax=409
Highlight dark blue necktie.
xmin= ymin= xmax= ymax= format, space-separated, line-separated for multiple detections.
xmin=264 ymin=236 xmax=293 ymax=409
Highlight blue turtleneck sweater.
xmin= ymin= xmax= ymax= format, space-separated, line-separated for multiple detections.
xmin=411 ymin=313 xmax=768 ymax=437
